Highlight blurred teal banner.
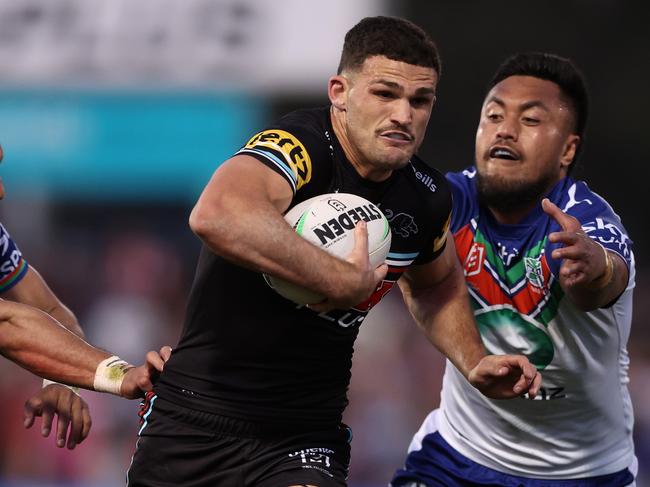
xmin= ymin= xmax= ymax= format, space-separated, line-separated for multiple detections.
xmin=0 ymin=92 xmax=267 ymax=201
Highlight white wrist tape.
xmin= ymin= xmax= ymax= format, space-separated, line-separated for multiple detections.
xmin=93 ymin=356 xmax=133 ymax=395
xmin=42 ymin=379 xmax=80 ymax=395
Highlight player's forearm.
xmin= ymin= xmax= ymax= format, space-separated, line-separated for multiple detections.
xmin=46 ymin=303 xmax=84 ymax=338
xmin=190 ymin=191 xmax=364 ymax=300
xmin=0 ymin=301 xmax=109 ymax=388
xmin=402 ymin=267 xmax=485 ymax=378
xmin=564 ymin=251 xmax=628 ymax=311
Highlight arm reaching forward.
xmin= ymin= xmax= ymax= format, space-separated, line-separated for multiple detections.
xmin=399 ymin=239 xmax=541 ymax=399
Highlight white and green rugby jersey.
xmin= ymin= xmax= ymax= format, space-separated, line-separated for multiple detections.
xmin=437 ymin=169 xmax=635 ymax=479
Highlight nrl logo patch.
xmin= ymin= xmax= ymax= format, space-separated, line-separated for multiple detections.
xmin=524 ymin=256 xmax=545 ymax=289
xmin=464 ymin=242 xmax=484 ymax=277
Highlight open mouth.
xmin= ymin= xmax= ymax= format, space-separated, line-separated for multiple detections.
xmin=489 ymin=146 xmax=520 ymax=160
xmin=381 ymin=131 xmax=413 ymax=142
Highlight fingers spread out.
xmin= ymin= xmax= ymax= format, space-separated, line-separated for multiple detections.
xmin=23 ymin=396 xmax=44 ymax=429
xmin=541 ymin=198 xmax=580 ymax=231
xmin=41 ymin=407 xmax=54 ymax=438
xmin=67 ymin=400 xmax=82 ymax=449
xmin=548 ymin=231 xmax=581 ymax=247
xmin=23 ymin=387 xmax=92 ymax=449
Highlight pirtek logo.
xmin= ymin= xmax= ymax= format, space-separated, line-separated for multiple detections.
xmin=313 ymin=203 xmax=382 ymax=245
xmin=412 ymin=167 xmax=437 ymax=192
xmin=245 ymin=129 xmax=312 ymax=189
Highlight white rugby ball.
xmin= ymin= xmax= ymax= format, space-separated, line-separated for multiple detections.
xmin=265 ymin=192 xmax=392 ymax=305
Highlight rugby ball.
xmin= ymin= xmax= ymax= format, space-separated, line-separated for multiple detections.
xmin=265 ymin=193 xmax=392 ymax=304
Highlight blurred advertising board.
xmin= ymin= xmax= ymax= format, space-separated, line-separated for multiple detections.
xmin=0 ymin=0 xmax=389 ymax=94
xmin=0 ymin=92 xmax=266 ymax=201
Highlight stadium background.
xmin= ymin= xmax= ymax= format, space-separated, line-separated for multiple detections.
xmin=0 ymin=1 xmax=647 ymax=486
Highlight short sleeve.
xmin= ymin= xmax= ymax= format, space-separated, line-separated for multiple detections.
xmin=0 ymin=223 xmax=29 ymax=293
xmin=412 ymin=176 xmax=453 ymax=266
xmin=545 ymin=181 xmax=633 ymax=278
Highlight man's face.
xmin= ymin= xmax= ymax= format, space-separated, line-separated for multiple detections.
xmin=338 ymin=56 xmax=437 ymax=176
xmin=475 ymin=75 xmax=579 ymax=208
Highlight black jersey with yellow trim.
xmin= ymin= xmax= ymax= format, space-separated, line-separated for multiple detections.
xmin=157 ymin=107 xmax=451 ymax=430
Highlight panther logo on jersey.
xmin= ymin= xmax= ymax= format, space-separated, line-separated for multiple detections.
xmin=384 ymin=209 xmax=418 ymax=238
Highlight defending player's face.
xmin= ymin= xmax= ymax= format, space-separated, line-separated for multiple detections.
xmin=342 ymin=56 xmax=437 ymax=175
xmin=474 ymin=75 xmax=579 ymax=200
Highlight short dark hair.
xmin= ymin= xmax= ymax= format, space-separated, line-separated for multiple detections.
xmin=490 ymin=52 xmax=589 ymax=170
xmin=337 ymin=16 xmax=441 ymax=76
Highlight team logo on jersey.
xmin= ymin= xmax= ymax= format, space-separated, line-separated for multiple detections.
xmin=524 ymin=256 xmax=545 ymax=290
xmin=244 ymin=129 xmax=312 ymax=190
xmin=384 ymin=209 xmax=418 ymax=238
xmin=464 ymin=242 xmax=484 ymax=277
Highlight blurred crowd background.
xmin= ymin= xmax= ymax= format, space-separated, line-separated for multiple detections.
xmin=0 ymin=1 xmax=647 ymax=486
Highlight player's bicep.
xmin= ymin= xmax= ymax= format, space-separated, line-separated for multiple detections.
xmin=2 ymin=266 xmax=61 ymax=311
xmin=399 ymin=237 xmax=458 ymax=295
xmin=193 ymin=154 xmax=294 ymax=220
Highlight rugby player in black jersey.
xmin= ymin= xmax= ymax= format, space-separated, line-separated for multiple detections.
xmin=128 ymin=16 xmax=541 ymax=487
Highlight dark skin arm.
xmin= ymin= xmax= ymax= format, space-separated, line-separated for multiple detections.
xmin=2 ymin=267 xmax=89 ymax=448
xmin=542 ymin=199 xmax=628 ymax=311
xmin=4 ymin=266 xmax=83 ymax=337
xmin=0 ymin=300 xmax=164 ymax=448
xmin=399 ymin=238 xmax=541 ymax=399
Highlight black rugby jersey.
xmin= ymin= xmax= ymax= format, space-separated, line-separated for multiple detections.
xmin=157 ymin=107 xmax=452 ymax=430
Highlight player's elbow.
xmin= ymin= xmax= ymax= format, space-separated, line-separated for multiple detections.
xmin=189 ymin=198 xmax=235 ymax=251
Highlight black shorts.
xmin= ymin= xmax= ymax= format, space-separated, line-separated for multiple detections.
xmin=127 ymin=393 xmax=352 ymax=487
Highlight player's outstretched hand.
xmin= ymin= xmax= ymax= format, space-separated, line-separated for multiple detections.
xmin=542 ymin=198 xmax=609 ymax=289
xmin=119 ymin=346 xmax=172 ymax=400
xmin=24 ymin=384 xmax=91 ymax=450
xmin=468 ymin=355 xmax=541 ymax=399
xmin=310 ymin=221 xmax=388 ymax=312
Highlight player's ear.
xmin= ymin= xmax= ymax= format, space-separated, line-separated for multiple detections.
xmin=560 ymin=134 xmax=580 ymax=170
xmin=328 ymin=75 xmax=349 ymax=112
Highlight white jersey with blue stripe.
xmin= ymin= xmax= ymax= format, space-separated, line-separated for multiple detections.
xmin=432 ymin=170 xmax=636 ymax=479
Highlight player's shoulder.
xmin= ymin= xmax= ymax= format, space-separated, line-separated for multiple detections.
xmin=554 ymin=177 xmax=621 ymax=222
xmin=552 ymin=176 xmax=633 ymax=264
xmin=236 ymin=107 xmax=332 ymax=194
xmin=445 ymin=166 xmax=477 ymax=194
xmin=248 ymin=107 xmax=331 ymax=152
xmin=0 ymin=221 xmax=16 ymax=244
xmin=403 ymin=156 xmax=450 ymax=200
xmin=444 ymin=166 xmax=479 ymax=232
xmin=395 ymin=156 xmax=452 ymax=232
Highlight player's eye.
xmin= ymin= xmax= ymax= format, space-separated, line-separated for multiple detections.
xmin=522 ymin=117 xmax=540 ymax=125
xmin=374 ymin=90 xmax=396 ymax=100
xmin=410 ymin=97 xmax=432 ymax=108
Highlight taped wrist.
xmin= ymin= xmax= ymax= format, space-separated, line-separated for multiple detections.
xmin=93 ymin=356 xmax=134 ymax=395
xmin=42 ymin=379 xmax=80 ymax=395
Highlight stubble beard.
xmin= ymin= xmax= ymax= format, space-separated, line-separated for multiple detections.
xmin=476 ymin=167 xmax=556 ymax=214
